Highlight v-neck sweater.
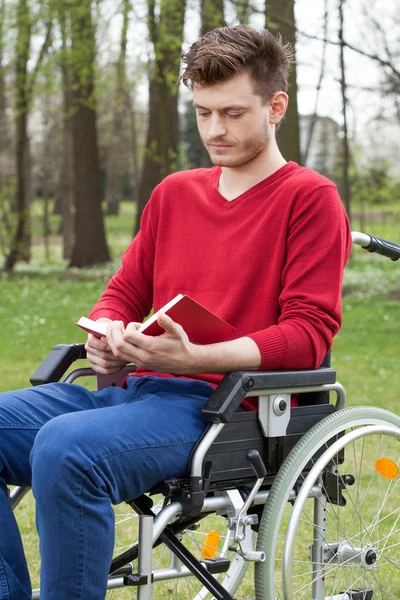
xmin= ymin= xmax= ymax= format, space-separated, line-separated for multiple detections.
xmin=89 ymin=162 xmax=351 ymax=410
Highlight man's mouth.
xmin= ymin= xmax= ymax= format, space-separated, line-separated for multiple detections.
xmin=209 ymin=144 xmax=232 ymax=149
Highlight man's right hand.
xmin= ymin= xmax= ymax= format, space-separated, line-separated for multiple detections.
xmin=85 ymin=319 xmax=129 ymax=375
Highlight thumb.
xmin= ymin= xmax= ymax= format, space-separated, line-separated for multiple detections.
xmin=157 ymin=313 xmax=183 ymax=336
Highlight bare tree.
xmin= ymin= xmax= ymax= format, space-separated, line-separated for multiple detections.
xmin=338 ymin=0 xmax=351 ymax=219
xmin=266 ymin=0 xmax=301 ymax=163
xmin=302 ymin=0 xmax=329 ymax=165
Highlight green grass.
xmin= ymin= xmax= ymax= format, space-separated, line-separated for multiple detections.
xmin=1 ymin=206 xmax=400 ymax=597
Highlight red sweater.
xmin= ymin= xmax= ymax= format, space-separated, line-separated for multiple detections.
xmin=89 ymin=162 xmax=351 ymax=409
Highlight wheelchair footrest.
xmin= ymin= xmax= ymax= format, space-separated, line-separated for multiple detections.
xmin=202 ymin=558 xmax=231 ymax=574
xmin=121 ymin=558 xmax=229 ymax=587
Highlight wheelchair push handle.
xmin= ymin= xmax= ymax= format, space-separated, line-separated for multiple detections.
xmin=352 ymin=231 xmax=400 ymax=261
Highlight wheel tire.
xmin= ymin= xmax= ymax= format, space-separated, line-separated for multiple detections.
xmin=255 ymin=406 xmax=400 ymax=600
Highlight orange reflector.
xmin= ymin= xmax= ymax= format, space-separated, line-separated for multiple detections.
xmin=375 ymin=457 xmax=399 ymax=480
xmin=202 ymin=530 xmax=220 ymax=559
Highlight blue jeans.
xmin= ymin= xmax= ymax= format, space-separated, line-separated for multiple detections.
xmin=0 ymin=376 xmax=213 ymax=599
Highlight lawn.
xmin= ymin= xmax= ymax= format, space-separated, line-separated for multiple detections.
xmin=1 ymin=205 xmax=400 ymax=598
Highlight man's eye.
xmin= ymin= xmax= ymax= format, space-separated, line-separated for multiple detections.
xmin=227 ymin=113 xmax=243 ymax=119
xmin=198 ymin=112 xmax=211 ymax=118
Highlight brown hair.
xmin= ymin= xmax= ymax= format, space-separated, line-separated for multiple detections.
xmin=181 ymin=25 xmax=294 ymax=103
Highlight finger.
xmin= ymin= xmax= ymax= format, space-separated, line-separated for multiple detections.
xmin=106 ymin=322 xmax=137 ymax=362
xmin=125 ymin=322 xmax=142 ymax=336
xmin=89 ymin=362 xmax=127 ymax=376
xmin=157 ymin=313 xmax=184 ymax=337
xmin=85 ymin=333 xmax=110 ymax=352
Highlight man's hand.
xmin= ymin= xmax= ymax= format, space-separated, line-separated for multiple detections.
xmin=85 ymin=318 xmax=130 ymax=375
xmin=106 ymin=314 xmax=199 ymax=374
xmin=105 ymin=313 xmax=262 ymax=375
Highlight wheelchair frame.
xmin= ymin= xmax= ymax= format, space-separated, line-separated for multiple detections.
xmin=11 ymin=231 xmax=400 ymax=600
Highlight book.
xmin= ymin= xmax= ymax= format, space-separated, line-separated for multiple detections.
xmin=75 ymin=316 xmax=108 ymax=339
xmin=75 ymin=294 xmax=236 ymax=345
xmin=138 ymin=294 xmax=236 ymax=344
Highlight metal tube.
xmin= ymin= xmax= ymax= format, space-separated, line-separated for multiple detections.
xmin=137 ymin=515 xmax=154 ymax=600
xmin=190 ymin=423 xmax=225 ymax=477
xmin=311 ymin=490 xmax=327 ymax=600
xmin=10 ymin=486 xmax=30 ymax=509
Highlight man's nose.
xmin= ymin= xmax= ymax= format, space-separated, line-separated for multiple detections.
xmin=208 ymin=115 xmax=227 ymax=138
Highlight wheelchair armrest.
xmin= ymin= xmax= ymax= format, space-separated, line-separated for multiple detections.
xmin=30 ymin=344 xmax=87 ymax=386
xmin=202 ymin=368 xmax=337 ymax=423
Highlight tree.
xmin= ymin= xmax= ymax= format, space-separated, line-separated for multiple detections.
xmin=4 ymin=0 xmax=32 ymax=272
xmin=68 ymin=0 xmax=110 ymax=267
xmin=181 ymin=0 xmax=226 ymax=169
xmin=135 ymin=0 xmax=187 ymax=235
xmin=200 ymin=0 xmax=225 ymax=35
xmin=338 ymin=0 xmax=351 ymax=219
xmin=0 ymin=0 xmax=8 ymax=170
xmin=266 ymin=0 xmax=301 ymax=164
xmin=105 ymin=0 xmax=131 ymax=216
xmin=58 ymin=0 xmax=75 ymax=260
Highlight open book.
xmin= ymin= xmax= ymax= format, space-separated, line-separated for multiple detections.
xmin=75 ymin=294 xmax=236 ymax=345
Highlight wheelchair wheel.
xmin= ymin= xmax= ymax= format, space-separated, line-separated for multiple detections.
xmin=255 ymin=406 xmax=400 ymax=600
xmin=107 ymin=495 xmax=256 ymax=599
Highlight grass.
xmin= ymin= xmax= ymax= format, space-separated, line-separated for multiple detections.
xmin=1 ymin=203 xmax=400 ymax=597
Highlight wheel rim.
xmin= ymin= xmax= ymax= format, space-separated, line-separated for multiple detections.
xmin=255 ymin=407 xmax=400 ymax=600
xmin=283 ymin=425 xmax=400 ymax=600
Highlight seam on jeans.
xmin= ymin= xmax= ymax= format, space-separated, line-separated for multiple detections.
xmin=76 ymin=476 xmax=85 ymax=599
xmin=82 ymin=438 xmax=202 ymax=473
xmin=0 ymin=558 xmax=10 ymax=599
xmin=0 ymin=424 xmax=41 ymax=429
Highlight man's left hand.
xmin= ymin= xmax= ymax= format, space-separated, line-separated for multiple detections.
xmin=105 ymin=314 xmax=200 ymax=374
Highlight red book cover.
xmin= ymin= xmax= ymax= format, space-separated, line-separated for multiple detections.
xmin=138 ymin=294 xmax=236 ymax=344
xmin=75 ymin=295 xmax=236 ymax=345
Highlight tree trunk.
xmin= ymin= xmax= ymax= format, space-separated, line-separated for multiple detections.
xmin=200 ymin=0 xmax=225 ymax=35
xmin=266 ymin=0 xmax=301 ymax=164
xmin=338 ymin=0 xmax=351 ymax=220
xmin=302 ymin=0 xmax=328 ymax=166
xmin=68 ymin=0 xmax=110 ymax=267
xmin=105 ymin=0 xmax=131 ymax=216
xmin=58 ymin=0 xmax=74 ymax=259
xmin=0 ymin=0 xmax=8 ymax=173
xmin=4 ymin=0 xmax=31 ymax=273
xmin=135 ymin=0 xmax=186 ymax=235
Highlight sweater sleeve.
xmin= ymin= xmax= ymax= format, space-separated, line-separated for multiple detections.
xmin=88 ymin=201 xmax=156 ymax=326
xmin=247 ymin=185 xmax=351 ymax=370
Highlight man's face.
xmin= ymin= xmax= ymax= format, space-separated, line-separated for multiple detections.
xmin=192 ymin=71 xmax=272 ymax=168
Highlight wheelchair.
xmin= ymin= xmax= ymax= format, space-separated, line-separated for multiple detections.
xmin=10 ymin=231 xmax=400 ymax=600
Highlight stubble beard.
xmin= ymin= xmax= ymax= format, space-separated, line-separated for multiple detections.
xmin=203 ymin=123 xmax=271 ymax=168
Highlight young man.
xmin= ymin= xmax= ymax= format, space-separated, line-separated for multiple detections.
xmin=0 ymin=25 xmax=351 ymax=599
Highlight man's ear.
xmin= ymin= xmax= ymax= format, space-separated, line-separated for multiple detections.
xmin=269 ymin=91 xmax=288 ymax=125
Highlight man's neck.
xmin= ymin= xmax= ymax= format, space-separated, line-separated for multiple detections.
xmin=218 ymin=142 xmax=287 ymax=201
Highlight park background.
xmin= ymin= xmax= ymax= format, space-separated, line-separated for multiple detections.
xmin=0 ymin=0 xmax=399 ymax=595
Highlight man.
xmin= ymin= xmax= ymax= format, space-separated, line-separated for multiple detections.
xmin=0 ymin=25 xmax=351 ymax=599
